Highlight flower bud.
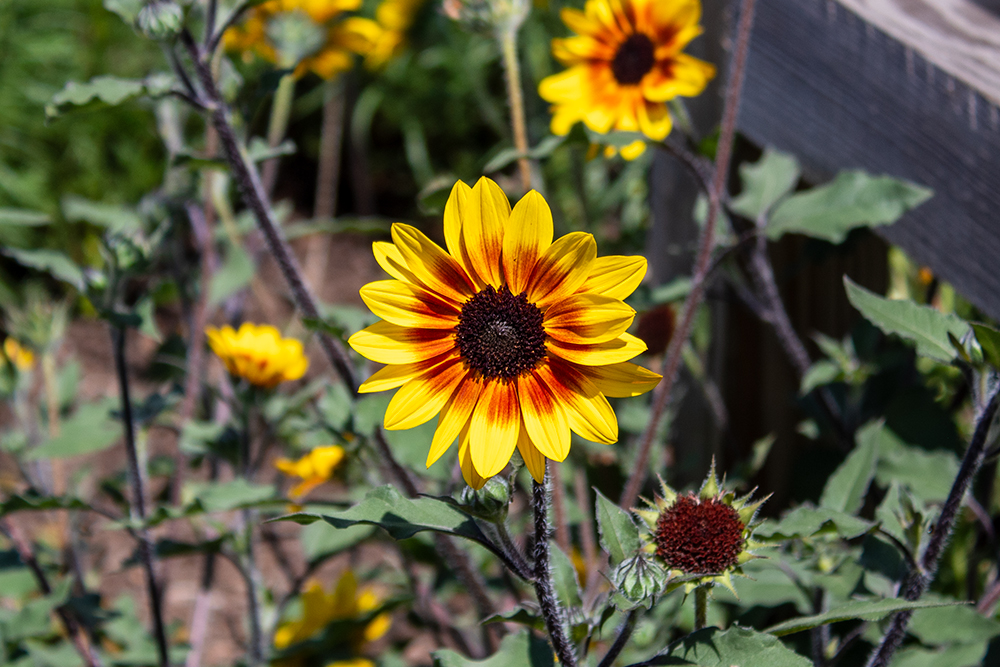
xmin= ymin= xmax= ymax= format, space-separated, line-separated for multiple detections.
xmin=137 ymin=1 xmax=184 ymax=40
xmin=459 ymin=476 xmax=511 ymax=522
xmin=611 ymin=553 xmax=667 ymax=606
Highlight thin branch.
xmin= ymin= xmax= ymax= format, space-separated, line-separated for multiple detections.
xmin=0 ymin=518 xmax=105 ymax=667
xmin=112 ymin=325 xmax=171 ymax=667
xmin=490 ymin=519 xmax=535 ymax=582
xmin=866 ymin=384 xmax=1000 ymax=667
xmin=533 ymin=469 xmax=578 ymax=667
xmin=203 ymin=0 xmax=218 ymax=48
xmin=620 ymin=0 xmax=759 ymax=509
xmin=597 ymin=609 xmax=638 ymax=667
xmin=208 ymin=0 xmax=255 ymax=54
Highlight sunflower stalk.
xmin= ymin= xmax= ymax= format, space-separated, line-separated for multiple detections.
xmin=497 ymin=17 xmax=531 ymax=191
xmin=261 ymin=73 xmax=296 ymax=195
xmin=620 ymin=0 xmax=758 ymax=510
xmin=866 ymin=383 xmax=1000 ymax=667
xmin=693 ymin=586 xmax=709 ymax=630
xmin=532 ymin=470 xmax=578 ymax=667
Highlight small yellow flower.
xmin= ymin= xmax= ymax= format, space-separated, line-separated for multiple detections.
xmin=359 ymin=0 xmax=425 ymax=69
xmin=275 ymin=445 xmax=346 ymax=499
xmin=205 ymin=323 xmax=308 ymax=388
xmin=538 ymin=0 xmax=716 ymax=158
xmin=274 ymin=570 xmax=391 ymax=652
xmin=3 ymin=338 xmax=34 ymax=372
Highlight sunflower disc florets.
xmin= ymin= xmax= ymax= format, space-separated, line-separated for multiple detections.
xmin=634 ymin=461 xmax=768 ymax=595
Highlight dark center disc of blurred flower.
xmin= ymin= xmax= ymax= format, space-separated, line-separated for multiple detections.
xmin=654 ymin=494 xmax=745 ymax=574
xmin=456 ymin=285 xmax=546 ymax=380
xmin=612 ymin=33 xmax=656 ymax=85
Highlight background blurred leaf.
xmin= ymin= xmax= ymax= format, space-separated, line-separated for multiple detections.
xmin=433 ymin=630 xmax=553 ymax=667
xmin=765 ymin=598 xmax=959 ymax=636
xmin=2 ymin=248 xmax=85 ymax=289
xmin=756 ymin=506 xmax=873 ymax=541
xmin=730 ymin=148 xmax=800 ymax=221
xmin=972 ymin=323 xmax=1000 ymax=369
xmin=46 ymin=73 xmax=173 ymax=117
xmin=820 ymin=421 xmax=882 ymax=514
xmin=26 ymin=399 xmax=118 ymax=460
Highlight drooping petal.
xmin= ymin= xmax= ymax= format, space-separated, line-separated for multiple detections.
xmin=360 ymin=280 xmax=459 ymax=329
xmin=643 ymin=53 xmax=715 ymax=101
xmin=458 ymin=423 xmax=487 ymax=489
xmin=426 ymin=374 xmax=483 ymax=467
xmin=547 ymin=358 xmax=619 ymax=444
xmin=462 ymin=177 xmax=510 ymax=288
xmin=442 ymin=180 xmax=484 ymax=289
xmin=581 ymin=361 xmax=662 ymax=397
xmin=503 ymin=190 xmax=554 ymax=294
xmin=468 ymin=379 xmax=520 ymax=478
xmin=518 ymin=365 xmax=571 ymax=462
xmin=547 ymin=332 xmax=647 ymax=366
xmin=391 ymin=223 xmax=476 ymax=303
xmin=560 ymin=7 xmax=600 ymax=36
xmin=358 ymin=361 xmax=430 ymax=393
xmin=579 ymin=255 xmax=647 ymax=300
xmin=384 ymin=357 xmax=466 ymax=430
xmin=516 ymin=424 xmax=547 ymax=484
xmin=349 ymin=321 xmax=456 ymax=364
xmin=637 ymin=100 xmax=672 ymax=141
xmin=544 ymin=293 xmax=636 ymax=344
xmin=526 ymin=232 xmax=597 ymax=308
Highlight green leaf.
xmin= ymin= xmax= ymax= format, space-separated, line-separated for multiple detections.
xmin=892 ymin=642 xmax=987 ymax=667
xmin=972 ymin=323 xmax=1000 ymax=369
xmin=651 ymin=626 xmax=810 ymax=666
xmin=820 ymin=421 xmax=882 ymax=514
xmin=650 ymin=277 xmax=692 ymax=305
xmin=0 ymin=578 xmax=71 ymax=642
xmin=135 ymin=297 xmax=162 ymax=342
xmin=0 ymin=209 xmax=50 ymax=226
xmin=483 ymin=608 xmax=545 ymax=632
xmin=46 ymin=74 xmax=174 ymax=118
xmin=730 ymin=148 xmax=801 ymax=221
xmin=483 ymin=135 xmax=566 ymax=173
xmin=301 ymin=522 xmax=374 ymax=563
xmin=756 ymin=506 xmax=873 ymax=541
xmin=2 ymin=248 xmax=85 ymax=290
xmin=844 ymin=277 xmax=970 ymax=363
xmin=208 ymin=243 xmax=255 ymax=305
xmin=908 ymin=600 xmax=1000 ymax=644
xmin=433 ymin=630 xmax=553 ymax=667
xmin=550 ymin=545 xmax=582 ymax=608
xmin=764 ymin=598 xmax=960 ymax=636
xmin=875 ymin=429 xmax=958 ymax=503
xmin=594 ymin=490 xmax=640 ymax=565
xmin=0 ymin=494 xmax=94 ymax=516
xmin=103 ymin=0 xmax=145 ymax=23
xmin=26 ymin=400 xmax=119 ymax=460
xmin=284 ymin=485 xmax=492 ymax=548
xmin=800 ymin=360 xmax=841 ymax=395
xmin=189 ymin=479 xmax=276 ymax=512
xmin=767 ymin=171 xmax=932 ymax=243
xmin=62 ymin=195 xmax=142 ymax=233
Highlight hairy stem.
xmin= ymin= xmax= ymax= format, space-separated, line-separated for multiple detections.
xmin=493 ymin=520 xmax=535 ymax=581
xmin=112 ymin=326 xmax=171 ymax=667
xmin=598 ymin=609 xmax=638 ymax=667
xmin=498 ymin=25 xmax=531 ymax=191
xmin=533 ymin=470 xmax=578 ymax=667
xmin=620 ymin=0 xmax=758 ymax=510
xmin=694 ymin=586 xmax=708 ymax=630
xmin=866 ymin=384 xmax=1000 ymax=667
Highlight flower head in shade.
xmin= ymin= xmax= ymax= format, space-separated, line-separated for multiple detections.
xmin=348 ymin=177 xmax=661 ymax=489
xmin=3 ymin=338 xmax=35 ymax=372
xmin=635 ymin=462 xmax=767 ymax=595
xmin=223 ymin=0 xmax=381 ymax=79
xmin=274 ymin=570 xmax=391 ymax=659
xmin=206 ymin=323 xmax=308 ymax=389
xmin=275 ymin=445 xmax=346 ymax=499
xmin=538 ymin=0 xmax=716 ymax=159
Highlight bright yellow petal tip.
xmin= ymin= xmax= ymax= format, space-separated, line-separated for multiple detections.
xmin=206 ymin=322 xmax=309 ymax=388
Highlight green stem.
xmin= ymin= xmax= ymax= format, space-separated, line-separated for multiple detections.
xmin=260 ymin=73 xmax=296 ymax=195
xmin=498 ymin=25 xmax=531 ymax=192
xmin=694 ymin=587 xmax=708 ymax=630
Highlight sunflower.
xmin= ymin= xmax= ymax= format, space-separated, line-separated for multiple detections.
xmin=275 ymin=445 xmax=347 ymax=499
xmin=348 ymin=177 xmax=661 ymax=489
xmin=206 ymin=323 xmax=309 ymax=388
xmin=3 ymin=338 xmax=34 ymax=372
xmin=538 ymin=0 xmax=716 ymax=158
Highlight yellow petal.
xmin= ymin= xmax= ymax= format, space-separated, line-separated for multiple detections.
xmin=547 ymin=332 xmax=647 ymax=366
xmin=443 ymin=180 xmax=485 ymax=289
xmin=458 ymin=423 xmax=487 ymax=489
xmin=372 ymin=241 xmax=418 ymax=284
xmin=360 ymin=280 xmax=459 ymax=329
xmin=349 ymin=321 xmax=456 ymax=365
xmin=637 ymin=101 xmax=672 ymax=141
xmin=581 ymin=361 xmax=662 ymax=397
xmin=462 ymin=177 xmax=510 ymax=288
xmin=358 ymin=362 xmax=428 ymax=393
xmin=544 ymin=294 xmax=636 ymax=345
xmin=548 ymin=358 xmax=618 ymax=444
xmin=526 ymin=232 xmax=597 ymax=308
xmin=503 ymin=190 xmax=554 ymax=294
xmin=516 ymin=426 xmax=547 ymax=484
xmin=643 ymin=54 xmax=716 ymax=101
xmin=539 ymin=66 xmax=590 ymax=103
xmin=384 ymin=358 xmax=466 ymax=430
xmin=580 ymin=255 xmax=647 ymax=300
xmin=518 ymin=365 xmax=572 ymax=462
xmin=468 ymin=379 xmax=520 ymax=478
xmin=391 ymin=223 xmax=475 ymax=303
xmin=426 ymin=375 xmax=482 ymax=467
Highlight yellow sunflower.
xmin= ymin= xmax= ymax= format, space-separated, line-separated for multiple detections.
xmin=348 ymin=177 xmax=661 ymax=489
xmin=275 ymin=445 xmax=347 ymax=499
xmin=206 ymin=323 xmax=309 ymax=388
xmin=538 ymin=0 xmax=716 ymax=158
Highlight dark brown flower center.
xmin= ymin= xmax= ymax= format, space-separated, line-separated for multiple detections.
xmin=611 ymin=33 xmax=656 ymax=85
xmin=654 ymin=494 xmax=745 ymax=574
xmin=455 ymin=285 xmax=546 ymax=381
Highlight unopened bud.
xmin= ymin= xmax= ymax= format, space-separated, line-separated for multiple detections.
xmin=459 ymin=477 xmax=511 ymax=522
xmin=611 ymin=553 xmax=667 ymax=606
xmin=137 ymin=1 xmax=184 ymax=40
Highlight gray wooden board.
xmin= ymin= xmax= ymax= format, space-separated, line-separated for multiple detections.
xmin=738 ymin=0 xmax=1000 ymax=318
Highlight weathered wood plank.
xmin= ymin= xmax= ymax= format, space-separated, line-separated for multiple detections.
xmin=739 ymin=0 xmax=1000 ymax=318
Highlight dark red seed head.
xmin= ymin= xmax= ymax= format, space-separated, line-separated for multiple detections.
xmin=654 ymin=493 xmax=745 ymax=574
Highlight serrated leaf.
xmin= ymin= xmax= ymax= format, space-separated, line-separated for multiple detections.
xmin=767 ymin=171 xmax=931 ymax=243
xmin=874 ymin=429 xmax=958 ymax=503
xmin=756 ymin=506 xmax=873 ymax=541
xmin=594 ymin=490 xmax=639 ymax=565
xmin=649 ymin=626 xmax=810 ymax=666
xmin=550 ymin=545 xmax=582 ymax=608
xmin=433 ymin=630 xmax=553 ymax=667
xmin=972 ymin=323 xmax=1000 ymax=370
xmin=764 ymin=598 xmax=960 ymax=636
xmin=0 ymin=209 xmax=50 ymax=226
xmin=844 ymin=277 xmax=969 ymax=363
xmin=820 ymin=420 xmax=882 ymax=514
xmin=2 ymin=248 xmax=85 ymax=289
xmin=25 ymin=399 xmax=119 ymax=460
xmin=46 ymin=74 xmax=174 ymax=117
xmin=730 ymin=148 xmax=801 ymax=221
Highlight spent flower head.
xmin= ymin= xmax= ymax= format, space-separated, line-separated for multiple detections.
xmin=206 ymin=323 xmax=308 ymax=388
xmin=538 ymin=0 xmax=716 ymax=159
xmin=635 ymin=461 xmax=767 ymax=595
xmin=349 ymin=177 xmax=661 ymax=489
